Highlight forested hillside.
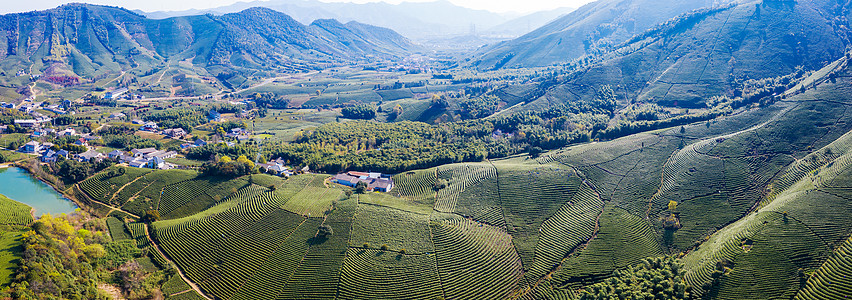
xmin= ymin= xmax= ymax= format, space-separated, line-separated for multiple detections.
xmin=473 ymin=0 xmax=731 ymax=69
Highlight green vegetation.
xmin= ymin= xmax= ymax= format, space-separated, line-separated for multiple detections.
xmin=106 ymin=217 xmax=131 ymax=241
xmin=341 ymin=105 xmax=377 ymax=120
xmin=4 ymin=1 xmax=852 ymax=298
xmin=576 ymin=257 xmax=692 ymax=300
xmin=78 ymin=166 xmax=152 ymax=205
xmin=0 ymin=214 xmax=165 ymax=299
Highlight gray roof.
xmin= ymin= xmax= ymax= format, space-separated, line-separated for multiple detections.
xmin=78 ymin=150 xmax=103 ymax=160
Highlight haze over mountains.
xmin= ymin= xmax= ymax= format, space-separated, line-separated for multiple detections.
xmin=140 ymin=0 xmax=576 ymax=40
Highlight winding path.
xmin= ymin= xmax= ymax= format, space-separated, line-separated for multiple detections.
xmin=143 ymin=223 xmax=213 ymax=300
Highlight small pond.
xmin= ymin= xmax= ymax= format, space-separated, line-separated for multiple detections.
xmin=0 ymin=167 xmax=78 ymax=217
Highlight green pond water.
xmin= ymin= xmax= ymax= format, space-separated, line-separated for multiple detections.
xmin=0 ymin=167 xmax=77 ymax=217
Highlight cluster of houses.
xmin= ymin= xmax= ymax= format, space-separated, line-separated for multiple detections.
xmin=128 ymin=119 xmax=189 ymax=140
xmin=22 ymin=140 xmax=105 ymax=163
xmin=13 ymin=100 xmax=70 ymax=115
xmin=107 ymin=148 xmax=179 ymax=169
xmin=19 ymin=136 xmax=179 ymax=170
xmin=227 ymin=128 xmax=250 ymax=141
xmin=332 ymin=171 xmax=394 ymax=192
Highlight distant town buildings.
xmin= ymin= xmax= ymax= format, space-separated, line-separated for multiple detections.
xmin=14 ymin=118 xmax=52 ymax=128
xmin=140 ymin=122 xmax=159 ymax=131
xmin=332 ymin=171 xmax=394 ymax=192
xmin=258 ymin=157 xmax=293 ymax=177
xmin=163 ymin=128 xmax=188 ymax=139
xmin=105 ymin=88 xmax=129 ymax=100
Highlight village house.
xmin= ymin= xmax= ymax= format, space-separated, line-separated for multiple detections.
xmin=140 ymin=122 xmax=159 ymax=131
xmin=17 ymin=103 xmax=35 ymax=113
xmin=144 ymin=150 xmax=177 ymax=160
xmin=81 ymin=134 xmax=101 ymax=142
xmin=45 ymin=104 xmax=66 ymax=115
xmin=122 ymin=147 xmax=178 ymax=169
xmin=21 ymin=141 xmax=40 ymax=153
xmin=42 ymin=149 xmax=71 ymax=163
xmin=109 ymin=112 xmax=126 ymax=119
xmin=76 ymin=150 xmax=105 ymax=162
xmin=147 ymin=157 xmax=165 ymax=169
xmin=74 ymin=138 xmax=89 ymax=147
xmin=107 ymin=150 xmax=126 ymax=160
xmin=208 ymin=110 xmax=221 ymax=122
xmin=105 ymin=88 xmax=129 ymax=100
xmin=14 ymin=118 xmax=51 ymax=128
xmin=128 ymin=158 xmax=148 ymax=168
xmin=163 ymin=128 xmax=187 ymax=139
xmin=131 ymin=148 xmax=158 ymax=157
xmin=56 ymin=128 xmax=77 ymax=137
xmin=30 ymin=129 xmax=48 ymax=138
xmin=41 ymin=150 xmax=57 ymax=162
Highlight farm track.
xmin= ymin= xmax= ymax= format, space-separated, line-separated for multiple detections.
xmin=144 ymin=223 xmax=213 ymax=300
xmin=74 ymin=183 xmax=140 ymax=218
xmin=108 ymin=174 xmax=148 ymax=204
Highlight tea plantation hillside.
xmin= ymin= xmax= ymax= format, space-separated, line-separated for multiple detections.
xmin=62 ymin=55 xmax=852 ymax=300
xmin=495 ymin=0 xmax=851 ymax=111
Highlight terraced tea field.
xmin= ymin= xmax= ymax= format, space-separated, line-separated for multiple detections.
xmin=431 ymin=214 xmax=525 ymax=300
xmin=281 ymin=174 xmax=344 ymax=217
xmin=349 ymin=203 xmax=433 ymax=253
xmin=0 ymin=193 xmax=32 ymax=225
xmin=338 ymin=249 xmax=443 ymax=300
xmin=795 ymin=236 xmax=852 ymax=300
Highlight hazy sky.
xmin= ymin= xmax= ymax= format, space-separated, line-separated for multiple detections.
xmin=0 ymin=0 xmax=595 ymax=14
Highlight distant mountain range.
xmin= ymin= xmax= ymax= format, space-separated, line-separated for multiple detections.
xmin=140 ymin=0 xmax=574 ymax=40
xmin=0 ymin=4 xmax=418 ymax=80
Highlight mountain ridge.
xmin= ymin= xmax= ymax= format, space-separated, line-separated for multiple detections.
xmin=0 ymin=3 xmax=418 ymax=82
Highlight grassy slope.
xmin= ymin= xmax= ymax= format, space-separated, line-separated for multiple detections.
xmin=0 ymin=230 xmax=24 ymax=287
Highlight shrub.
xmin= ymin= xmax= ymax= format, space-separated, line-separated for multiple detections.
xmin=433 ymin=179 xmax=448 ymax=191
xmin=141 ymin=210 xmax=160 ymax=223
xmin=317 ymin=224 xmax=333 ymax=237
xmin=355 ymin=181 xmax=368 ymax=194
